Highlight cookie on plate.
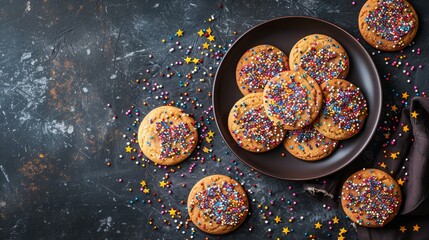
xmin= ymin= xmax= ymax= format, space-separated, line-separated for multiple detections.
xmin=187 ymin=174 xmax=249 ymax=234
xmin=138 ymin=106 xmax=198 ymax=165
xmin=228 ymin=93 xmax=286 ymax=152
xmin=289 ymin=34 xmax=349 ymax=85
xmin=283 ymin=125 xmax=338 ymax=161
xmin=263 ymin=70 xmax=323 ymax=130
xmin=341 ymin=168 xmax=402 ymax=228
xmin=358 ymin=0 xmax=418 ymax=51
xmin=236 ymin=44 xmax=289 ymax=95
xmin=314 ymin=78 xmax=368 ymax=140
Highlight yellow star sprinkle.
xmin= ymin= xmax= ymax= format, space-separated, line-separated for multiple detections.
xmin=274 ymin=216 xmax=282 ymax=224
xmin=391 ymin=105 xmax=398 ymax=112
xmin=202 ymin=42 xmax=210 ymax=49
xmin=169 ymin=208 xmax=177 ymax=217
xmin=338 ymin=236 xmax=345 ymax=240
xmin=207 ymin=35 xmax=215 ymax=42
xmin=315 ymin=222 xmax=322 ymax=229
xmin=205 ymin=137 xmax=212 ymax=143
xmin=203 ymin=147 xmax=210 ymax=153
xmin=282 ymin=227 xmax=290 ymax=235
xmin=192 ymin=58 xmax=199 ymax=64
xmin=403 ymin=125 xmax=410 ymax=132
xmin=390 ymin=152 xmax=399 ymax=160
xmin=159 ymin=180 xmax=167 ymax=188
xmin=184 ymin=56 xmax=192 ymax=64
xmin=143 ymin=188 xmax=150 ymax=194
xmin=207 ymin=130 xmax=215 ymax=138
xmin=339 ymin=227 xmax=347 ymax=234
xmin=197 ymin=29 xmax=204 ymax=37
xmin=399 ymin=225 xmax=407 ymax=233
xmin=125 ymin=145 xmax=132 ymax=153
xmin=332 ymin=216 xmax=339 ymax=224
xmin=402 ymin=92 xmax=409 ymax=99
xmin=176 ymin=29 xmax=184 ymax=37
xmin=384 ymin=133 xmax=390 ymax=139
xmin=397 ymin=178 xmax=405 ymax=186
xmin=413 ymin=224 xmax=420 ymax=232
xmin=411 ymin=110 xmax=419 ymax=118
xmin=380 ymin=162 xmax=387 ymax=168
xmin=140 ymin=180 xmax=147 ymax=188
xmin=206 ymin=27 xmax=212 ymax=35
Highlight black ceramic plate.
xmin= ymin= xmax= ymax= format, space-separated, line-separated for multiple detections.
xmin=213 ymin=16 xmax=382 ymax=180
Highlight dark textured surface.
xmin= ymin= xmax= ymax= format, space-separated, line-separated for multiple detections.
xmin=0 ymin=0 xmax=428 ymax=239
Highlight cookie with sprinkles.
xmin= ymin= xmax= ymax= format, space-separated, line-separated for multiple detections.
xmin=283 ymin=125 xmax=338 ymax=161
xmin=289 ymin=34 xmax=349 ymax=85
xmin=228 ymin=93 xmax=286 ymax=152
xmin=341 ymin=168 xmax=402 ymax=228
xmin=358 ymin=0 xmax=418 ymax=51
xmin=314 ymin=78 xmax=368 ymax=140
xmin=263 ymin=70 xmax=323 ymax=130
xmin=236 ymin=44 xmax=289 ymax=95
xmin=187 ymin=174 xmax=249 ymax=234
xmin=138 ymin=106 xmax=198 ymax=165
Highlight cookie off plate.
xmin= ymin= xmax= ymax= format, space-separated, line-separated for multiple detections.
xmin=212 ymin=16 xmax=382 ymax=180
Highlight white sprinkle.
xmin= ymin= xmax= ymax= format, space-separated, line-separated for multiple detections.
xmin=20 ymin=52 xmax=32 ymax=62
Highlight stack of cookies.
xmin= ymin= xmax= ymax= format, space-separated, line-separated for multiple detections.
xmin=230 ymin=34 xmax=368 ymax=161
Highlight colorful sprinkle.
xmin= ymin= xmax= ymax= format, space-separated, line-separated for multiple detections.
xmin=154 ymin=121 xmax=196 ymax=159
xmin=264 ymin=72 xmax=321 ymax=128
xmin=298 ymin=47 xmax=348 ymax=84
xmin=342 ymin=174 xmax=401 ymax=226
xmin=319 ymin=81 xmax=367 ymax=134
xmin=239 ymin=46 xmax=289 ymax=93
xmin=231 ymin=99 xmax=284 ymax=152
xmin=366 ymin=0 xmax=416 ymax=48
xmin=189 ymin=181 xmax=248 ymax=226
xmin=286 ymin=126 xmax=338 ymax=154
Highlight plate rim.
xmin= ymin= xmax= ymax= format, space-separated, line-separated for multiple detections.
xmin=212 ymin=15 xmax=382 ymax=180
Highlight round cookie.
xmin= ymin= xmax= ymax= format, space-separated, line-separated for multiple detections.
xmin=314 ymin=79 xmax=368 ymax=140
xmin=263 ymin=70 xmax=323 ymax=130
xmin=289 ymin=34 xmax=349 ymax=85
xmin=138 ymin=106 xmax=198 ymax=165
xmin=341 ymin=168 xmax=402 ymax=228
xmin=187 ymin=174 xmax=249 ymax=234
xmin=236 ymin=44 xmax=289 ymax=95
xmin=283 ymin=125 xmax=338 ymax=161
xmin=358 ymin=0 xmax=418 ymax=51
xmin=228 ymin=93 xmax=286 ymax=152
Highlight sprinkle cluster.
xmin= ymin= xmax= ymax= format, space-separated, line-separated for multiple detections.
xmin=287 ymin=126 xmax=337 ymax=152
xmin=191 ymin=181 xmax=248 ymax=226
xmin=232 ymin=105 xmax=284 ymax=151
xmin=265 ymin=76 xmax=311 ymax=127
xmin=239 ymin=47 xmax=288 ymax=92
xmin=322 ymin=84 xmax=367 ymax=133
xmin=155 ymin=121 xmax=195 ymax=159
xmin=342 ymin=174 xmax=401 ymax=226
xmin=299 ymin=47 xmax=348 ymax=84
xmin=366 ymin=0 xmax=415 ymax=45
